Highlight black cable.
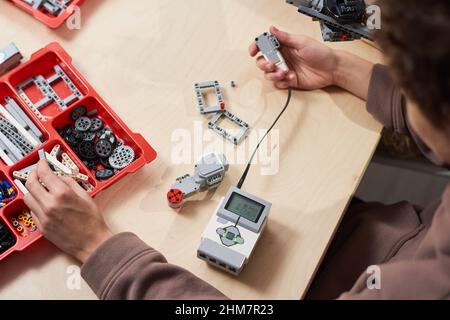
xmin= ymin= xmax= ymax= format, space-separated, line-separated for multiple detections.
xmin=236 ymin=87 xmax=293 ymax=189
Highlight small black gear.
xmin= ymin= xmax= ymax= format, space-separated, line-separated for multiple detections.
xmin=90 ymin=117 xmax=104 ymax=132
xmin=59 ymin=125 xmax=73 ymax=137
xmin=100 ymin=157 xmax=113 ymax=169
xmin=95 ymin=169 xmax=114 ymax=181
xmin=101 ymin=133 xmax=116 ymax=146
xmin=108 ymin=146 xmax=135 ymax=169
xmin=81 ymin=131 xmax=97 ymax=142
xmin=70 ymin=105 xmax=88 ymax=121
xmin=83 ymin=160 xmax=97 ymax=170
xmin=95 ymin=139 xmax=114 ymax=158
xmin=75 ymin=117 xmax=92 ymax=132
xmin=65 ymin=134 xmax=79 ymax=147
xmin=78 ymin=141 xmax=97 ymax=160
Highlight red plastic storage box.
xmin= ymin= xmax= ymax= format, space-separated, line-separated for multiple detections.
xmin=10 ymin=0 xmax=85 ymax=29
xmin=0 ymin=42 xmax=157 ymax=261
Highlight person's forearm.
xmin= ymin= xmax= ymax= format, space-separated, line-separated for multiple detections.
xmin=81 ymin=233 xmax=228 ymax=300
xmin=332 ymin=50 xmax=375 ymax=101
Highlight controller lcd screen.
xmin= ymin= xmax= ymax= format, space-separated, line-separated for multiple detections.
xmin=225 ymin=192 xmax=265 ymax=222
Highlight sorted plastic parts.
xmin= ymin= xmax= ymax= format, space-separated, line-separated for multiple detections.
xmin=0 ymin=101 xmax=40 ymax=146
xmin=16 ymin=64 xmax=83 ymax=121
xmin=0 ymin=221 xmax=16 ymax=254
xmin=5 ymin=96 xmax=43 ymax=141
xmin=0 ymin=96 xmax=43 ymax=165
xmin=11 ymin=211 xmax=37 ymax=237
xmin=0 ymin=181 xmax=17 ymax=208
xmin=167 ymin=153 xmax=229 ymax=209
xmin=13 ymin=145 xmax=94 ymax=192
xmin=20 ymin=0 xmax=72 ymax=16
xmin=70 ymin=105 xmax=87 ymax=121
xmin=59 ymin=107 xmax=136 ymax=181
xmin=194 ymin=80 xmax=250 ymax=145
xmin=0 ymin=42 xmax=157 ymax=262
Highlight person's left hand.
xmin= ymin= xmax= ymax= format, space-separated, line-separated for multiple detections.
xmin=249 ymin=26 xmax=338 ymax=90
xmin=24 ymin=159 xmax=112 ymax=263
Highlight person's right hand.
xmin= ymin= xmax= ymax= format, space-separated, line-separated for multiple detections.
xmin=249 ymin=26 xmax=338 ymax=90
xmin=24 ymin=160 xmax=112 ymax=263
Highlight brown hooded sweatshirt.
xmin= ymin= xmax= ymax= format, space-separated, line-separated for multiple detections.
xmin=81 ymin=64 xmax=450 ymax=300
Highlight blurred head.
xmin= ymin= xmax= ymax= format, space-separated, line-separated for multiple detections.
xmin=376 ymin=0 xmax=450 ymax=163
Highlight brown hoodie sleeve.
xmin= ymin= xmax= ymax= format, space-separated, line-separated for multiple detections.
xmin=81 ymin=232 xmax=228 ymax=300
xmin=333 ymin=65 xmax=450 ymax=300
xmin=337 ymin=186 xmax=450 ymax=300
xmin=366 ymin=64 xmax=443 ymax=165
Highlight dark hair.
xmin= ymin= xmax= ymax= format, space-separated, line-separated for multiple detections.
xmin=375 ymin=0 xmax=450 ymax=127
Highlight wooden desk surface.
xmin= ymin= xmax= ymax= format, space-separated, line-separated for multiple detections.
xmin=0 ymin=0 xmax=383 ymax=299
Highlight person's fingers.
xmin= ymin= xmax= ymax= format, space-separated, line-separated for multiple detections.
xmin=29 ymin=211 xmax=45 ymax=233
xmin=248 ymin=42 xmax=259 ymax=57
xmin=270 ymin=26 xmax=301 ymax=48
xmin=275 ymin=71 xmax=298 ymax=89
xmin=265 ymin=69 xmax=288 ymax=82
xmin=256 ymin=57 xmax=277 ymax=72
xmin=59 ymin=176 xmax=91 ymax=201
xmin=274 ymin=81 xmax=290 ymax=89
xmin=286 ymin=71 xmax=297 ymax=83
xmin=25 ymin=170 xmax=50 ymax=206
xmin=36 ymin=159 xmax=68 ymax=194
xmin=23 ymin=192 xmax=46 ymax=229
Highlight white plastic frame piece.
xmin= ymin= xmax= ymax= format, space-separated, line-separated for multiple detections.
xmin=208 ymin=110 xmax=250 ymax=145
xmin=194 ymin=81 xmax=226 ymax=114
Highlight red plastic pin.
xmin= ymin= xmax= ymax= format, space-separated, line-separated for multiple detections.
xmin=340 ymin=33 xmax=349 ymax=41
xmin=167 ymin=189 xmax=184 ymax=209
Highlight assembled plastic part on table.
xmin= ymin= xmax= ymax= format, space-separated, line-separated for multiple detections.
xmin=10 ymin=0 xmax=85 ymax=28
xmin=0 ymin=42 xmax=157 ymax=261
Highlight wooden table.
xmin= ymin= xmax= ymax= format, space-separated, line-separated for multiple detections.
xmin=0 ymin=0 xmax=383 ymax=299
